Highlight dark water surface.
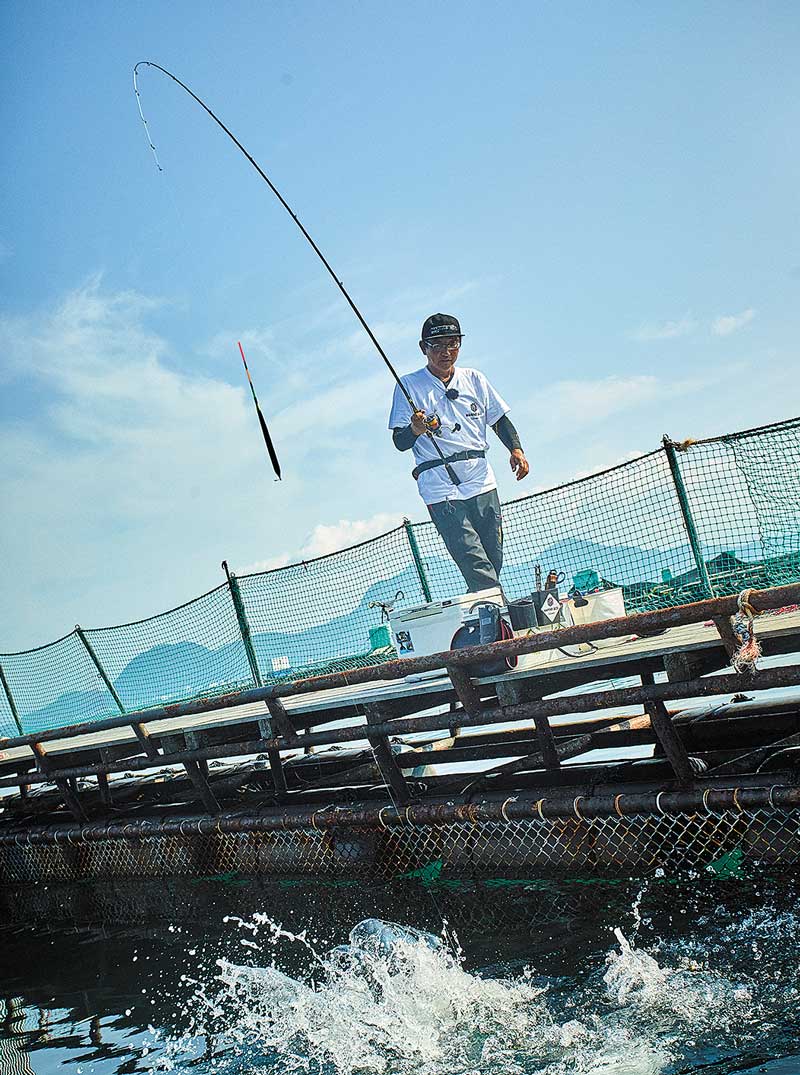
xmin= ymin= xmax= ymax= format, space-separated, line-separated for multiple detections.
xmin=1 ymin=873 xmax=799 ymax=1074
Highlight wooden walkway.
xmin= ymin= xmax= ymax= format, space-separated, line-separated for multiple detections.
xmin=0 ymin=591 xmax=798 ymax=827
xmin=3 ymin=607 xmax=798 ymax=763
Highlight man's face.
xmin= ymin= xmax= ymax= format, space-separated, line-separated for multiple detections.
xmin=420 ymin=335 xmax=461 ymax=381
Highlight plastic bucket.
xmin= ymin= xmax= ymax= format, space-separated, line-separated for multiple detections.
xmin=508 ymin=598 xmax=538 ymax=631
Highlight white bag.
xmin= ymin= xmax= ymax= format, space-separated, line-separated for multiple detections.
xmin=568 ymin=587 xmax=628 ymax=648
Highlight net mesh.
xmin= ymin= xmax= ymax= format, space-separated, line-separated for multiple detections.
xmin=1 ymin=807 xmax=797 ymax=885
xmin=236 ymin=525 xmax=422 ymax=683
xmin=2 ymin=418 xmax=798 ymax=735
xmin=414 ymin=449 xmax=698 ymax=607
xmin=0 ymin=632 xmax=121 ymax=736
xmin=84 ymin=585 xmax=253 ymax=714
xmin=674 ymin=419 xmax=800 ymax=596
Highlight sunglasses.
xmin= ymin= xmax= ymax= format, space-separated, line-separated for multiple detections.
xmin=424 ymin=337 xmax=462 ymax=353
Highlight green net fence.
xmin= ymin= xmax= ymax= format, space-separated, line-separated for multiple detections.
xmin=1 ymin=417 xmax=798 ymax=737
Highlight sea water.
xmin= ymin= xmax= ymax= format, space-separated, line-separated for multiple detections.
xmin=0 ymin=874 xmax=798 ymax=1074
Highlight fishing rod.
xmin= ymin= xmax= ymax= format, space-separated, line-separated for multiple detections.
xmin=132 ymin=61 xmax=461 ymax=486
xmin=238 ymin=341 xmax=281 ymax=480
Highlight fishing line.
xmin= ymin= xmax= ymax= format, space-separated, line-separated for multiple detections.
xmin=132 ymin=61 xmax=462 ymax=486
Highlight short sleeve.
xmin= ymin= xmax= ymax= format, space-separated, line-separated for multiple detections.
xmin=480 ymin=372 xmax=510 ymax=426
xmin=388 ymin=381 xmax=413 ymax=429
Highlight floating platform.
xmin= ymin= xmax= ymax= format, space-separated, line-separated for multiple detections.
xmin=1 ymin=585 xmax=799 ymax=887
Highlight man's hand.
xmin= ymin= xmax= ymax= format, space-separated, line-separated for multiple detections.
xmin=510 ymin=449 xmax=529 ymax=481
xmin=410 ymin=410 xmax=428 ymax=436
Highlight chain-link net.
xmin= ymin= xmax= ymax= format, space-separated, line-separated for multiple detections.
xmin=2 ymin=418 xmax=799 ymax=736
xmin=1 ymin=808 xmax=798 ymax=886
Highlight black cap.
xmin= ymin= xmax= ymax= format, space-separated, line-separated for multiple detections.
xmin=421 ymin=313 xmax=462 ymax=341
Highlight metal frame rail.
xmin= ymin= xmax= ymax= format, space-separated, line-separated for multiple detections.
xmin=0 ymin=584 xmax=798 ymax=826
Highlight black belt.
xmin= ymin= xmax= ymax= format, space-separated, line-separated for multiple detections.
xmin=412 ymin=450 xmax=485 ymax=481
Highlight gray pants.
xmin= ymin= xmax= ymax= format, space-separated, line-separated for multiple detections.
xmin=428 ymin=489 xmax=503 ymax=592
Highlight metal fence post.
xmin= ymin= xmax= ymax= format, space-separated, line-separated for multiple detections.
xmin=75 ymin=626 xmax=126 ymax=713
xmin=0 ymin=664 xmax=24 ymax=735
xmin=662 ymin=436 xmax=714 ymax=597
xmin=403 ymin=517 xmax=433 ymax=602
xmin=222 ymin=561 xmax=263 ymax=687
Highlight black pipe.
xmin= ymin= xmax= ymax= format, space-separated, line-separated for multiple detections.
xmin=1 ymin=783 xmax=798 ymax=846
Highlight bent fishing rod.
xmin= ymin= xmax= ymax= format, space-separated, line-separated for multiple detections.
xmin=132 ymin=61 xmax=461 ymax=486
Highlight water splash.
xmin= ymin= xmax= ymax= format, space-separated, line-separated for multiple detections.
xmin=145 ymin=908 xmax=793 ymax=1075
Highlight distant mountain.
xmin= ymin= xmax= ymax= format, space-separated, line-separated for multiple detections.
xmin=14 ymin=537 xmax=762 ymax=733
xmin=501 ymin=537 xmax=697 ymax=594
xmin=113 ymin=641 xmax=252 ymax=711
xmin=10 ymin=687 xmax=119 ymax=736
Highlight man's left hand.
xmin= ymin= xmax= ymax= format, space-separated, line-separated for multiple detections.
xmin=509 ymin=449 xmax=529 ymax=481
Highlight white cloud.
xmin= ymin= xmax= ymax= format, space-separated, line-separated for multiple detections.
xmin=549 ymin=375 xmax=663 ymax=418
xmin=202 ymin=326 xmax=284 ymax=370
xmin=711 ymin=308 xmax=756 ymax=336
xmin=340 ymin=319 xmax=420 ymax=360
xmin=0 ymin=279 xmax=297 ymax=648
xmin=551 ymin=374 xmax=691 ymax=421
xmin=0 ymin=274 xmax=454 ymax=649
xmin=512 ymin=370 xmax=724 ymax=450
xmin=243 ymin=510 xmax=405 ymax=574
xmin=629 ymin=315 xmax=696 ymax=341
xmin=270 ymin=369 xmax=389 ymax=441
xmin=571 ymin=450 xmax=648 ymax=481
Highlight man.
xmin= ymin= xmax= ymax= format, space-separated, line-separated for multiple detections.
xmin=388 ymin=313 xmax=529 ymax=592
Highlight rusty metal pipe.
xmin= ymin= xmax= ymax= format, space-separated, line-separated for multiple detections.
xmin=2 ymin=583 xmax=798 ymax=752
xmin=0 ymin=783 xmax=798 ymax=846
xmin=1 ymin=663 xmax=799 ymax=792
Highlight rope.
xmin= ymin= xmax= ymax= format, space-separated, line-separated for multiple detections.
xmin=731 ymin=588 xmax=762 ymax=673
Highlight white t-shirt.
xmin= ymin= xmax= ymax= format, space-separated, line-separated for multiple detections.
xmin=388 ymin=365 xmax=510 ymax=505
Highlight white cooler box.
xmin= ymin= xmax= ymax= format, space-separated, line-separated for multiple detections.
xmin=389 ymin=587 xmax=505 ymax=659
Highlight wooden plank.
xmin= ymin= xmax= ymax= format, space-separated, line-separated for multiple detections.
xmin=641 ymin=671 xmax=694 ymax=783
xmin=531 ymin=706 xmax=560 ymax=770
xmin=55 ymin=777 xmax=88 ymax=822
xmin=97 ymin=770 xmax=112 ymax=808
xmin=1 ymin=617 xmax=797 ymax=775
xmin=182 ymin=759 xmax=221 ymax=814
xmin=364 ymin=704 xmax=412 ymax=804
xmin=265 ymin=697 xmax=297 ymax=741
xmin=446 ymin=664 xmax=483 ymax=717
xmin=712 ymin=614 xmax=739 ymax=660
xmin=131 ymin=722 xmax=160 ymax=761
xmin=257 ymin=718 xmax=288 ymax=801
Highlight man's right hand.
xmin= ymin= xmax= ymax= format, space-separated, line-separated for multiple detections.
xmin=410 ymin=410 xmax=428 ymax=436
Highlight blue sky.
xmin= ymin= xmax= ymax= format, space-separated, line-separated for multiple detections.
xmin=1 ymin=1 xmax=798 ymax=651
